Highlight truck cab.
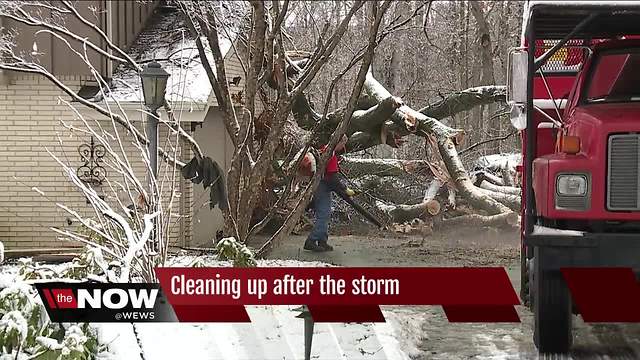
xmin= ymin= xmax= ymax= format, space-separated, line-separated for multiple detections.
xmin=509 ymin=1 xmax=640 ymax=354
xmin=534 ymin=40 xmax=640 ymax=227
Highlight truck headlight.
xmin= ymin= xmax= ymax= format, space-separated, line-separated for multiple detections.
xmin=555 ymin=173 xmax=590 ymax=211
xmin=556 ymin=174 xmax=588 ymax=196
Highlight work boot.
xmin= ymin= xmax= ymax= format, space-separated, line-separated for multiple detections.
xmin=303 ymin=239 xmax=324 ymax=252
xmin=318 ymin=237 xmax=333 ymax=251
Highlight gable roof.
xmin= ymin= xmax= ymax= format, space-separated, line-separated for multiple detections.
xmin=106 ymin=6 xmax=232 ymax=108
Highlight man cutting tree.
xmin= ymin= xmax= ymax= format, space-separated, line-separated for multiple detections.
xmin=303 ymin=134 xmax=354 ymax=252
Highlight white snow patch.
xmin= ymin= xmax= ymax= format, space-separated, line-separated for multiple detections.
xmin=107 ymin=9 xmax=232 ymax=105
xmin=532 ymin=225 xmax=584 ymax=236
xmin=0 ymin=311 xmax=28 ymax=342
xmin=96 ymin=305 xmax=412 ymax=360
xmin=471 ymin=333 xmax=516 ymax=360
xmin=96 ymin=324 xmax=142 ymax=360
xmin=473 ymin=153 xmax=521 ymax=172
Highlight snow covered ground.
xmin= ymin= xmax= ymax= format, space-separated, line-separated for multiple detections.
xmin=99 ymin=306 xmax=413 ymax=360
xmin=1 ymin=256 xmax=419 ymax=360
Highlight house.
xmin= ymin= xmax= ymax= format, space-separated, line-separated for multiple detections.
xmin=0 ymin=1 xmax=246 ymax=251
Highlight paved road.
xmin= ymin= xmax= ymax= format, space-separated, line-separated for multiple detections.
xmin=267 ymin=232 xmax=640 ymax=359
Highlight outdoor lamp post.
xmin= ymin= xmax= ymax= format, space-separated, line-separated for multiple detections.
xmin=140 ymin=61 xmax=169 ymax=179
xmin=140 ymin=61 xmax=169 ymax=251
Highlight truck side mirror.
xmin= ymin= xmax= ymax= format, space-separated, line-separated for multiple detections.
xmin=507 ymin=49 xmax=528 ymax=105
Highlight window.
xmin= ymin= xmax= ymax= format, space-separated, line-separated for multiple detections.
xmin=586 ymin=50 xmax=640 ymax=103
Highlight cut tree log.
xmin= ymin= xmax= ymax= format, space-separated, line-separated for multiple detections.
xmin=473 ymin=170 xmax=505 ymax=186
xmin=478 ymin=180 xmax=521 ymax=195
xmin=377 ymin=199 xmax=441 ymax=224
xmin=438 ymin=211 xmax=519 ymax=228
xmin=477 ymin=187 xmax=521 ymax=212
xmin=423 ymin=178 xmax=443 ymax=202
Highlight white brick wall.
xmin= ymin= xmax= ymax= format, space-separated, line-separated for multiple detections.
xmin=0 ymin=74 xmax=194 ymax=249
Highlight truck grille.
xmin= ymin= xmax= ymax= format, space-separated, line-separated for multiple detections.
xmin=607 ymin=134 xmax=640 ymax=210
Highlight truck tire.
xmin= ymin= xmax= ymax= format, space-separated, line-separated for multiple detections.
xmin=520 ymin=249 xmax=531 ymax=308
xmin=533 ymin=264 xmax=573 ymax=353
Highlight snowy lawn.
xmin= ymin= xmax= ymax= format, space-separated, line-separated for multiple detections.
xmin=100 ymin=306 xmax=410 ymax=360
xmin=1 ymin=256 xmax=417 ymax=360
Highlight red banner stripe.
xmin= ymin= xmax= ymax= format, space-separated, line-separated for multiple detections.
xmin=43 ymin=289 xmax=57 ymax=309
xmin=155 ymin=267 xmax=519 ymax=306
xmin=561 ymin=268 xmax=640 ymax=322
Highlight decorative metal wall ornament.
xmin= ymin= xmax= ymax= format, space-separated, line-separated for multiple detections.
xmin=77 ymin=136 xmax=107 ymax=185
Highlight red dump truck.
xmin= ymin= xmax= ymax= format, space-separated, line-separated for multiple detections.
xmin=509 ymin=1 xmax=640 ymax=353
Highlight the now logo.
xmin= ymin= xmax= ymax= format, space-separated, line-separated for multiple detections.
xmin=78 ymin=288 xmax=158 ymax=309
xmin=36 ymin=283 xmax=174 ymax=322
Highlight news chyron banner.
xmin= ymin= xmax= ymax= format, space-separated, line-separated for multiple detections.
xmin=35 ymin=283 xmax=176 ymax=322
xmin=36 ymin=267 xmax=523 ymax=323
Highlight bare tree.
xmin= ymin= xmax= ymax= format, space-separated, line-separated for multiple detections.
xmin=1 ymin=0 xmax=522 ymax=260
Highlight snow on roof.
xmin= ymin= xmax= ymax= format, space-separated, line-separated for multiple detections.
xmin=107 ymin=7 xmax=232 ymax=106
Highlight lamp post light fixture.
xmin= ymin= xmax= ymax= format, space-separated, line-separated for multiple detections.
xmin=140 ymin=61 xmax=169 ymax=251
xmin=140 ymin=61 xmax=169 ymax=178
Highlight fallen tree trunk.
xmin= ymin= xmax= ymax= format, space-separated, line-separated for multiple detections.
xmin=473 ymin=171 xmax=505 ymax=186
xmin=418 ymin=86 xmax=506 ymax=120
xmin=478 ymin=180 xmax=521 ymax=195
xmin=438 ymin=138 xmax=511 ymax=215
xmin=477 ymin=187 xmax=521 ymax=212
xmin=341 ymin=157 xmax=431 ymax=178
xmin=376 ymin=199 xmax=441 ymax=224
xmin=359 ymin=74 xmax=512 ymax=216
xmin=281 ymin=67 xmax=513 ymax=230
xmin=438 ymin=211 xmax=519 ymax=228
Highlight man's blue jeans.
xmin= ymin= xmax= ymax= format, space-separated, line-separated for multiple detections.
xmin=308 ymin=180 xmax=332 ymax=243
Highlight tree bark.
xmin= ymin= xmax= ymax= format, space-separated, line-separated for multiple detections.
xmin=478 ymin=180 xmax=521 ymax=196
xmin=419 ymin=86 xmax=505 ymax=120
xmin=438 ymin=138 xmax=511 ymax=215
xmin=341 ymin=157 xmax=431 ymax=178
xmin=477 ymin=187 xmax=520 ymax=212
xmin=290 ymin=72 xmax=510 ymax=217
xmin=377 ymin=199 xmax=441 ymax=224
xmin=438 ymin=212 xmax=519 ymax=228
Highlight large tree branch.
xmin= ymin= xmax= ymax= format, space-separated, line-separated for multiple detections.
xmin=290 ymin=0 xmax=365 ymax=98
xmin=341 ymin=157 xmax=431 ymax=178
xmin=419 ymin=85 xmax=506 ymax=120
xmin=350 ymin=95 xmax=403 ymax=133
xmin=362 ymin=72 xmax=463 ymax=140
xmin=438 ymin=138 xmax=510 ymax=215
xmin=244 ymin=1 xmax=267 ymax=117
xmin=342 ymin=73 xmax=511 ymax=215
